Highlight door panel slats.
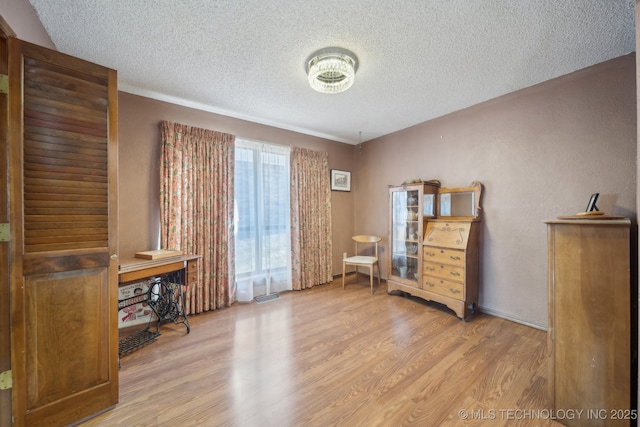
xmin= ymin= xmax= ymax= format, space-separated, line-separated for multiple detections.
xmin=24 ymin=162 xmax=107 ymax=178
xmin=21 ymin=46 xmax=110 ymax=266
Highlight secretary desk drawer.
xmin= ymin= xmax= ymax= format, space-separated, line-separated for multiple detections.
xmin=423 ymin=275 xmax=464 ymax=299
xmin=423 ymin=261 xmax=465 ymax=281
xmin=423 ymin=247 xmax=465 ymax=267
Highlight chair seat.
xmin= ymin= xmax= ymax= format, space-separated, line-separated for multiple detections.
xmin=343 ymin=255 xmax=377 ymax=265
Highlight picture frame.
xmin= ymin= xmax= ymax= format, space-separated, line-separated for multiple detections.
xmin=330 ymin=169 xmax=351 ymax=192
xmin=585 ymin=193 xmax=599 ymax=212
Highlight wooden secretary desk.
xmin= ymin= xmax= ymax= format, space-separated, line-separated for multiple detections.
xmin=388 ymin=181 xmax=482 ymax=321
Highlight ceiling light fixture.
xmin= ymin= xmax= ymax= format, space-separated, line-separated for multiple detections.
xmin=306 ymin=47 xmax=359 ymax=94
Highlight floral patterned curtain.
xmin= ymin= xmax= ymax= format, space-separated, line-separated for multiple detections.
xmin=160 ymin=121 xmax=235 ymax=313
xmin=290 ymin=147 xmax=333 ymax=289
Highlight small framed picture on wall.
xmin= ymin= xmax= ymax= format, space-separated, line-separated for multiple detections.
xmin=330 ymin=169 xmax=351 ymax=192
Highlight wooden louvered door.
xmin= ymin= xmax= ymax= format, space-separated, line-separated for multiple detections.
xmin=8 ymin=38 xmax=118 ymax=426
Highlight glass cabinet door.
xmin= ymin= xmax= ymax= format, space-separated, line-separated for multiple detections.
xmin=390 ymin=187 xmax=420 ymax=285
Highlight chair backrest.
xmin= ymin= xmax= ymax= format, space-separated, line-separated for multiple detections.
xmin=353 ymin=235 xmax=381 ymax=258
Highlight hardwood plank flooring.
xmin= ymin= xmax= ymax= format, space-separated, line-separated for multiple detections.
xmin=81 ymin=278 xmax=562 ymax=427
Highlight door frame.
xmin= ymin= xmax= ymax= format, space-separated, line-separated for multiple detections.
xmin=0 ymin=14 xmax=15 ymax=427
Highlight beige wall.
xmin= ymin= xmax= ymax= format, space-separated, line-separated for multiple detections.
xmin=118 ymin=92 xmax=356 ymax=272
xmin=356 ymin=54 xmax=636 ymax=328
xmin=0 ymin=0 xmax=54 ymax=48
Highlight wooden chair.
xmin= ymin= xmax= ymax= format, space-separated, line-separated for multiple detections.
xmin=342 ymin=235 xmax=381 ymax=294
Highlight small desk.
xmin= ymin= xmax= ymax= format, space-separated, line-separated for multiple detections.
xmin=119 ymin=254 xmax=200 ymax=282
xmin=118 ymin=254 xmax=200 ymax=356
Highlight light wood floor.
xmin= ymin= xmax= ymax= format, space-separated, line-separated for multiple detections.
xmin=82 ymin=277 xmax=562 ymax=427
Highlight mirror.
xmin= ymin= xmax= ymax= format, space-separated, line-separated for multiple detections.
xmin=438 ymin=182 xmax=482 ymax=219
xmin=440 ymin=192 xmax=475 ymax=217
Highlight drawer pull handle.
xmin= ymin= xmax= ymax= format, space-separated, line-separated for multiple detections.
xmin=450 ymin=255 xmax=461 ymax=261
xmin=450 ymin=271 xmax=461 ymax=277
xmin=426 ymin=282 xmax=435 ymax=287
xmin=425 ymin=266 xmax=435 ymax=271
xmin=426 ymin=252 xmax=435 ymax=257
xmin=449 ymin=288 xmax=461 ymax=294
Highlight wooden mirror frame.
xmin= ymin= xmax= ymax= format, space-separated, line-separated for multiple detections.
xmin=437 ymin=181 xmax=483 ymax=220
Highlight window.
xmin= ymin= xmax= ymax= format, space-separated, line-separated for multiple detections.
xmin=234 ymin=140 xmax=291 ymax=298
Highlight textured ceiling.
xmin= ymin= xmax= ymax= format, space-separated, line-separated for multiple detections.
xmin=28 ymin=0 xmax=635 ymax=144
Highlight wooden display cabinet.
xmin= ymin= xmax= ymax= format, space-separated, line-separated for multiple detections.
xmin=387 ymin=181 xmax=440 ymax=291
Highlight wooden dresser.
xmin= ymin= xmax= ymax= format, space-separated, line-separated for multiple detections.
xmin=422 ymin=220 xmax=479 ymax=320
xmin=545 ymin=219 xmax=632 ymax=426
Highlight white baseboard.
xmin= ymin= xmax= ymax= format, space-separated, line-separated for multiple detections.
xmin=478 ymin=305 xmax=547 ymax=331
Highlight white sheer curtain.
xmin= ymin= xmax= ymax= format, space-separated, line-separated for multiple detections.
xmin=234 ymin=139 xmax=291 ymax=301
